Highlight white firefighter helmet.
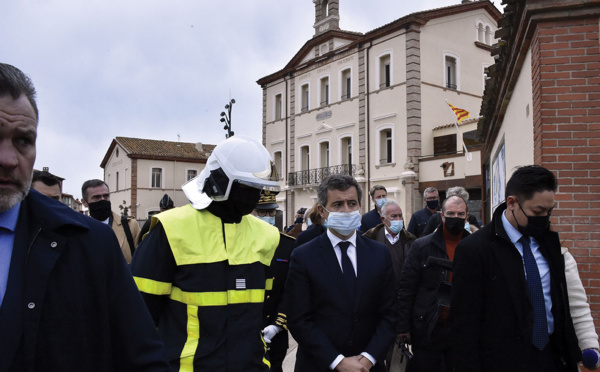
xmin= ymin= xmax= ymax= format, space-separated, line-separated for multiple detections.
xmin=182 ymin=136 xmax=280 ymax=210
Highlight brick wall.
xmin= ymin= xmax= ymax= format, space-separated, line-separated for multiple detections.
xmin=531 ymin=17 xmax=600 ymax=329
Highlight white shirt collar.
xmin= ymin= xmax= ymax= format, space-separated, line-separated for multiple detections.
xmin=327 ymin=229 xmax=357 ymax=249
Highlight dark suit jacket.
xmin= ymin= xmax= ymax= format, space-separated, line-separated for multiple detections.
xmin=0 ymin=190 xmax=167 ymax=372
xmin=286 ymin=233 xmax=396 ymax=372
xmin=451 ymin=202 xmax=580 ymax=372
xmin=359 ymin=208 xmax=381 ymax=234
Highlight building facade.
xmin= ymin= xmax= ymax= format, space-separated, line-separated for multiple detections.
xmin=479 ymin=0 xmax=600 ymax=325
xmin=100 ymin=137 xmax=215 ymax=222
xmin=257 ymin=0 xmax=501 ymax=227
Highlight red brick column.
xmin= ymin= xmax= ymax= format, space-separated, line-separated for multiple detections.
xmin=531 ymin=17 xmax=600 ymax=329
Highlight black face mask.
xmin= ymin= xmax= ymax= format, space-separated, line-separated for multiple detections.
xmin=513 ymin=202 xmax=551 ymax=241
xmin=88 ymin=199 xmax=112 ymax=221
xmin=444 ymin=217 xmax=466 ymax=236
xmin=206 ymin=182 xmax=261 ymax=223
xmin=426 ymin=199 xmax=439 ymax=210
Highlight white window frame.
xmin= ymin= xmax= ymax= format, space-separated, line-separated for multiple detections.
xmin=339 ymin=67 xmax=352 ymax=101
xmin=338 ymin=134 xmax=353 ymax=166
xmin=150 ymin=167 xmax=164 ymax=189
xmin=273 ymin=92 xmax=283 ymax=121
xmin=319 ymin=75 xmax=330 ymax=107
xmin=272 ymin=149 xmax=283 ymax=180
xmin=442 ymin=51 xmax=460 ymax=91
xmin=299 ymin=83 xmax=310 ymax=113
xmin=377 ymin=51 xmax=392 ymax=89
xmin=376 ymin=125 xmax=394 ymax=165
xmin=318 ymin=140 xmax=330 ymax=168
xmin=298 ymin=144 xmax=311 ymax=171
xmin=186 ymin=168 xmax=199 ymax=182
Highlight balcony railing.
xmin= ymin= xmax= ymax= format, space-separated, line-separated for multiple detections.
xmin=288 ymin=164 xmax=356 ymax=187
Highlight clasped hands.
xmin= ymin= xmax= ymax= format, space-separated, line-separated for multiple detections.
xmin=335 ymin=355 xmax=373 ymax=372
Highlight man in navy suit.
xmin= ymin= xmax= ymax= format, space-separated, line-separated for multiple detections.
xmin=286 ymin=175 xmax=396 ymax=372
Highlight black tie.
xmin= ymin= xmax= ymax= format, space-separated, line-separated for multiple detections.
xmin=520 ymin=236 xmax=549 ymax=350
xmin=338 ymin=241 xmax=356 ymax=297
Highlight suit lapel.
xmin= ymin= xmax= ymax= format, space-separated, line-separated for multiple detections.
xmin=491 ymin=238 xmax=529 ymax=330
xmin=355 ymin=236 xmax=372 ymax=308
xmin=316 ymin=234 xmax=354 ymax=308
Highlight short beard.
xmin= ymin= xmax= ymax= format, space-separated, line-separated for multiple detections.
xmin=0 ymin=177 xmax=31 ymax=212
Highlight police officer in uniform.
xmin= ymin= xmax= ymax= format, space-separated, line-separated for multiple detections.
xmin=251 ymin=191 xmax=296 ymax=372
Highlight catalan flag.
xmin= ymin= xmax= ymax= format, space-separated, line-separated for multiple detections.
xmin=447 ymin=102 xmax=470 ymax=123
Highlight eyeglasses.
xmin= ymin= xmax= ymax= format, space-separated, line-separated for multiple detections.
xmin=425 ymin=196 xmax=438 ymax=201
xmin=256 ymin=209 xmax=277 ymax=217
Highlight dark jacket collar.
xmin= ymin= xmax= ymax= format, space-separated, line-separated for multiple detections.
xmin=21 ymin=189 xmax=91 ymax=232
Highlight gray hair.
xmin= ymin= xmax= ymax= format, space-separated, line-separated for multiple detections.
xmin=317 ymin=175 xmax=362 ymax=207
xmin=381 ymin=200 xmax=401 ymax=218
xmin=442 ymin=195 xmax=468 ymax=213
xmin=0 ymin=63 xmax=38 ymax=121
xmin=446 ymin=186 xmax=469 ymax=202
xmin=423 ymin=187 xmax=438 ymax=199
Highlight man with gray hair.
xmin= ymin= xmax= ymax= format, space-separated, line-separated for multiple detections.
xmin=407 ymin=187 xmax=440 ymax=237
xmin=0 ymin=62 xmax=167 ymax=371
xmin=422 ymin=186 xmax=479 ymax=236
xmin=286 ymin=174 xmax=396 ymax=372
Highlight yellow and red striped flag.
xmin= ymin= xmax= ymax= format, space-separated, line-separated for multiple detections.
xmin=447 ymin=102 xmax=470 ymax=123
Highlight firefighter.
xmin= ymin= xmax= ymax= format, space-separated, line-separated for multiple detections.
xmin=131 ymin=136 xmax=281 ymax=371
xmin=251 ymin=191 xmax=296 ymax=372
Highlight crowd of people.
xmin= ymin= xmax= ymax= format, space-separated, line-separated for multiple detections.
xmin=1 ymin=61 xmax=599 ymax=372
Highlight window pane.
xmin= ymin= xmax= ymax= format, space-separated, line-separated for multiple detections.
xmin=152 ymin=168 xmax=162 ymax=188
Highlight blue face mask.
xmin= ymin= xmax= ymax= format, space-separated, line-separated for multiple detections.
xmin=256 ymin=216 xmax=276 ymax=226
xmin=376 ymin=198 xmax=387 ymax=209
xmin=464 ymin=221 xmax=470 ymax=232
xmin=388 ymin=220 xmax=403 ymax=234
xmin=306 ymin=218 xmax=312 ymax=227
xmin=325 ymin=209 xmax=361 ymax=236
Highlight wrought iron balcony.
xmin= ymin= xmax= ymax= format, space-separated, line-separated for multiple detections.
xmin=288 ymin=164 xmax=356 ymax=187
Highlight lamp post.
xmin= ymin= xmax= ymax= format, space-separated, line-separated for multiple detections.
xmin=220 ymin=99 xmax=236 ymax=138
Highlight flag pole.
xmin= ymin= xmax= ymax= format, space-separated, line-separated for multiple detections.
xmin=445 ymin=99 xmax=472 ymax=162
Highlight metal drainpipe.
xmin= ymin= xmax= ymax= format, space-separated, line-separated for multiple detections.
xmin=365 ymin=41 xmax=372 ymax=210
xmin=283 ymin=73 xmax=290 ymax=224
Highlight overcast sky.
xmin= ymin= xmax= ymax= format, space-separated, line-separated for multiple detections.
xmin=2 ymin=0 xmax=502 ymax=199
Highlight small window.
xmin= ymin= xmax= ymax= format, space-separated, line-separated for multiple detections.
xmin=116 ymin=148 xmax=119 ymax=157
xmin=379 ymin=55 xmax=391 ymax=88
xmin=187 ymin=169 xmax=198 ymax=181
xmin=300 ymin=146 xmax=310 ymax=171
xmin=341 ymin=137 xmax=352 ymax=165
xmin=320 ymin=142 xmax=330 ymax=168
xmin=274 ymin=94 xmax=282 ymax=120
xmin=147 ymin=210 xmax=160 ymax=219
xmin=115 ymin=171 xmax=119 ymax=192
xmin=485 ymin=26 xmax=492 ymax=45
xmin=151 ymin=168 xmax=162 ymax=188
xmin=434 ymin=134 xmax=457 ymax=156
xmin=477 ymin=23 xmax=484 ymax=43
xmin=379 ymin=129 xmax=393 ymax=164
xmin=445 ymin=56 xmax=457 ymax=90
xmin=341 ymin=69 xmax=351 ymax=100
xmin=463 ymin=130 xmax=483 ymax=149
xmin=273 ymin=151 xmax=282 ymax=179
xmin=320 ymin=77 xmax=329 ymax=106
xmin=300 ymin=84 xmax=309 ymax=112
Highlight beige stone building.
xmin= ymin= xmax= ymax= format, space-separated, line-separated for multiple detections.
xmin=257 ymin=0 xmax=501 ymax=227
xmin=100 ymin=137 xmax=215 ymax=222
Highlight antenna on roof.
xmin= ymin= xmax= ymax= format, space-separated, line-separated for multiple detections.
xmin=177 ymin=133 xmax=180 ymax=142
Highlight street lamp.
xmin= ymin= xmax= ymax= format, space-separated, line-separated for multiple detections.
xmin=220 ymin=98 xmax=236 ymax=138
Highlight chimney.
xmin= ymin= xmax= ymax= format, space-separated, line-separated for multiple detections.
xmin=195 ymin=142 xmax=203 ymax=152
xmin=461 ymin=0 xmax=471 ymax=3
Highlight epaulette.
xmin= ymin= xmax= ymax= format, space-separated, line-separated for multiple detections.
xmin=280 ymin=232 xmax=296 ymax=241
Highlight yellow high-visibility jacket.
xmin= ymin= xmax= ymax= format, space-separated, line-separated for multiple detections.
xmin=132 ymin=205 xmax=280 ymax=372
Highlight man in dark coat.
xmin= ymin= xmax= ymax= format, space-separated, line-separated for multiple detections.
xmin=0 ymin=62 xmax=168 ymax=372
xmin=397 ymin=196 xmax=470 ymax=372
xmin=285 ymin=175 xmax=396 ymax=372
xmin=251 ymin=190 xmax=296 ymax=372
xmin=358 ymin=185 xmax=387 ymax=233
xmin=407 ymin=186 xmax=440 ymax=237
xmin=451 ymin=165 xmax=580 ymax=372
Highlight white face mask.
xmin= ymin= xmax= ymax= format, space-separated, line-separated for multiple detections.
xmin=256 ymin=215 xmax=276 ymax=226
xmin=325 ymin=209 xmax=361 ymax=236
xmin=464 ymin=221 xmax=470 ymax=232
xmin=388 ymin=220 xmax=403 ymax=234
xmin=376 ymin=198 xmax=387 ymax=209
